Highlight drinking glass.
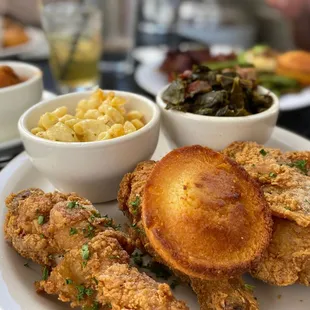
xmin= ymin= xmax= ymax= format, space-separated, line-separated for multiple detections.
xmin=98 ymin=0 xmax=138 ymax=74
xmin=39 ymin=0 xmax=102 ymax=93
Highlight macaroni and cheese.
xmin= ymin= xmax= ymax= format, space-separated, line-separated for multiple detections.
xmin=31 ymin=89 xmax=145 ymax=142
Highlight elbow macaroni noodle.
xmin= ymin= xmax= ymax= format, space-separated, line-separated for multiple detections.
xmin=31 ymin=89 xmax=145 ymax=142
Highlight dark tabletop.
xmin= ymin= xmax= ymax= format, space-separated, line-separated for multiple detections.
xmin=1 ymin=32 xmax=310 ymax=167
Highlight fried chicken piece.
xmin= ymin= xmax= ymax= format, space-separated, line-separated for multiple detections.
xmin=118 ymin=157 xmax=260 ymax=310
xmin=37 ymin=231 xmax=188 ymax=310
xmin=191 ymin=278 xmax=258 ymax=310
xmin=4 ymin=189 xmax=123 ymax=265
xmin=223 ymin=141 xmax=310 ymax=227
xmin=251 ymin=217 xmax=310 ymax=286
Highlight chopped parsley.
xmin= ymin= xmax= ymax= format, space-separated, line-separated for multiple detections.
xmin=103 ymin=217 xmax=121 ymax=230
xmin=289 ymin=160 xmax=308 ymax=175
xmin=85 ymin=288 xmax=94 ymax=296
xmin=67 ymin=201 xmax=80 ymax=209
xmin=42 ymin=266 xmax=49 ymax=280
xmin=284 ymin=206 xmax=292 ymax=211
xmin=82 ymin=261 xmax=87 ymax=268
xmin=105 ymin=303 xmax=112 ymax=309
xmin=40 ymin=234 xmax=45 ymax=239
xmin=65 ymin=278 xmax=73 ymax=285
xmin=130 ymin=196 xmax=141 ymax=214
xmin=70 ymin=227 xmax=78 ymax=235
xmin=244 ymin=283 xmax=255 ymax=291
xmin=269 ymin=172 xmax=277 ymax=178
xmin=38 ymin=215 xmax=44 ymax=225
xmin=76 ymin=285 xmax=94 ymax=301
xmin=131 ymin=223 xmax=145 ymax=235
xmin=76 ymin=285 xmax=86 ymax=301
xmin=92 ymin=277 xmax=98 ymax=285
xmin=23 ymin=262 xmax=29 ymax=267
xmin=259 ymin=149 xmax=267 ymax=156
xmin=83 ymin=224 xmax=95 ymax=238
xmin=81 ymin=244 xmax=90 ymax=260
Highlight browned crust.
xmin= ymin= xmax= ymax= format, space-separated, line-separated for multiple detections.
xmin=141 ymin=145 xmax=272 ymax=280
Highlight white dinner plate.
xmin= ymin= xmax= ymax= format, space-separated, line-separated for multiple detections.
xmin=134 ymin=64 xmax=310 ymax=111
xmin=0 ymin=27 xmax=48 ymax=59
xmin=0 ymin=90 xmax=57 ymax=153
xmin=0 ymin=127 xmax=310 ymax=309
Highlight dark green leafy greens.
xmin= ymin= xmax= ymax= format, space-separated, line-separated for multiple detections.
xmin=162 ymin=65 xmax=273 ymax=116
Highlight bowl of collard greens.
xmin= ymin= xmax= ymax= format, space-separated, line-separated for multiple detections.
xmin=156 ymin=66 xmax=279 ymax=150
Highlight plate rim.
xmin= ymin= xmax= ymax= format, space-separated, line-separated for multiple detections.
xmin=0 ymin=126 xmax=310 ymax=309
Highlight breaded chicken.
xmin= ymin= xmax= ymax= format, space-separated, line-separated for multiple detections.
xmin=5 ymin=189 xmax=188 ymax=309
xmin=251 ymin=217 xmax=310 ymax=286
xmin=4 ymin=189 xmax=127 ymax=265
xmin=191 ymin=277 xmax=258 ymax=310
xmin=37 ymin=230 xmax=188 ymax=310
xmin=223 ymin=141 xmax=310 ymax=227
xmin=118 ymin=159 xmax=259 ymax=310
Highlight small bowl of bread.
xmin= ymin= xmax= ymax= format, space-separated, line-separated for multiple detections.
xmin=0 ymin=61 xmax=43 ymax=143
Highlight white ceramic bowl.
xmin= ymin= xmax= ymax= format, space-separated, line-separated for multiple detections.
xmin=18 ymin=91 xmax=160 ymax=203
xmin=0 ymin=61 xmax=43 ymax=142
xmin=156 ymin=85 xmax=279 ymax=150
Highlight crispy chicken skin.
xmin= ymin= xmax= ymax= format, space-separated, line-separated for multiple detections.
xmin=5 ymin=189 xmax=187 ymax=309
xmin=223 ymin=141 xmax=310 ymax=227
xmin=118 ymin=159 xmax=259 ymax=310
xmin=4 ymin=189 xmax=122 ymax=265
xmin=251 ymin=217 xmax=310 ymax=286
xmin=191 ymin=278 xmax=258 ymax=310
xmin=37 ymin=230 xmax=187 ymax=309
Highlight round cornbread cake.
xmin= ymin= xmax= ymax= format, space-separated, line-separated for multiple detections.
xmin=142 ymin=145 xmax=272 ymax=279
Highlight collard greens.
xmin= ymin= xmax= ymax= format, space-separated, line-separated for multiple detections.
xmin=162 ymin=66 xmax=273 ymax=116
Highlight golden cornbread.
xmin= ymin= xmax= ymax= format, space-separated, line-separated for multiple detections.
xmin=141 ymin=145 xmax=272 ymax=279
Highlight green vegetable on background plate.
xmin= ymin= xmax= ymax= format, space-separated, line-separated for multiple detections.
xmin=162 ymin=65 xmax=273 ymax=117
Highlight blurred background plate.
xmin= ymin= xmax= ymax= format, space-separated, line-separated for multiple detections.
xmin=134 ymin=63 xmax=166 ymax=96
xmin=0 ymin=27 xmax=49 ymax=59
xmin=132 ymin=43 xmax=242 ymax=66
xmin=0 ymin=90 xmax=56 ymax=161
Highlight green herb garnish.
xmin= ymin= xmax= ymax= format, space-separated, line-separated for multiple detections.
xmin=38 ymin=215 xmax=44 ymax=225
xmin=40 ymin=234 xmax=45 ymax=238
xmin=84 ymin=224 xmax=95 ymax=238
xmin=92 ymin=277 xmax=98 ymax=285
xmin=131 ymin=223 xmax=145 ymax=235
xmin=146 ymin=261 xmax=172 ymax=280
xmin=70 ymin=227 xmax=78 ymax=236
xmin=85 ymin=288 xmax=94 ymax=296
xmin=109 ymin=255 xmax=120 ymax=260
xmin=67 ymin=201 xmax=79 ymax=209
xmin=42 ymin=266 xmax=49 ymax=280
xmin=130 ymin=196 xmax=141 ymax=214
xmin=76 ymin=285 xmax=86 ymax=301
xmin=269 ymin=172 xmax=277 ymax=178
xmin=289 ymin=160 xmax=308 ymax=174
xmin=260 ymin=149 xmax=267 ymax=156
xmin=81 ymin=244 xmax=89 ymax=260
xmin=65 ymin=278 xmax=73 ymax=285
xmin=24 ymin=262 xmax=29 ymax=267
xmin=244 ymin=283 xmax=255 ymax=291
